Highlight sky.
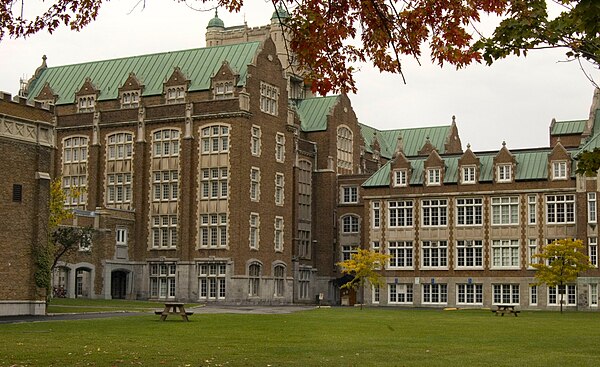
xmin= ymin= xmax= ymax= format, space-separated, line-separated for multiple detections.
xmin=0 ymin=1 xmax=598 ymax=152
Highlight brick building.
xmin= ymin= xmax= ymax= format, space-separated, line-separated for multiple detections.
xmin=5 ymin=10 xmax=599 ymax=311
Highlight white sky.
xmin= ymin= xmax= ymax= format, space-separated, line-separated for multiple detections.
xmin=0 ymin=1 xmax=597 ymax=151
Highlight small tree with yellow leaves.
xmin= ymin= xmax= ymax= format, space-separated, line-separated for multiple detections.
xmin=337 ymin=249 xmax=391 ymax=309
xmin=532 ymin=238 xmax=593 ymax=313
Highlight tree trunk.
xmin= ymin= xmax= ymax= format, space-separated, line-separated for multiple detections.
xmin=560 ymin=283 xmax=564 ymax=314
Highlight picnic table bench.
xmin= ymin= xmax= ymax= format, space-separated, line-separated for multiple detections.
xmin=155 ymin=302 xmax=193 ymax=321
xmin=492 ymin=305 xmax=520 ymax=317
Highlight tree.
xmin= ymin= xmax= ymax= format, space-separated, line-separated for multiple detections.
xmin=1 ymin=1 xmax=598 ymax=93
xmin=532 ymin=238 xmax=593 ymax=313
xmin=575 ymin=147 xmax=600 ymax=176
xmin=337 ymin=248 xmax=390 ymax=309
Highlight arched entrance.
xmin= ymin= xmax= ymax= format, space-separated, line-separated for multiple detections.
xmin=111 ymin=270 xmax=128 ymax=299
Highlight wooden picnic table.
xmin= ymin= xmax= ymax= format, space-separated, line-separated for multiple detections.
xmin=492 ymin=304 xmax=520 ymax=317
xmin=155 ymin=302 xmax=193 ymax=321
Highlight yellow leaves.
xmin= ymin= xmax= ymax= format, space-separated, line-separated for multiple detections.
xmin=532 ymin=238 xmax=594 ymax=288
xmin=337 ymin=249 xmax=390 ymax=290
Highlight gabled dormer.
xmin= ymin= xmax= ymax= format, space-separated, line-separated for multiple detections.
xmin=548 ymin=140 xmax=571 ymax=181
xmin=458 ymin=143 xmax=480 ymax=185
xmin=444 ymin=116 xmax=463 ymax=154
xmin=418 ymin=136 xmax=436 ymax=156
xmin=493 ymin=141 xmax=516 ymax=183
xmin=164 ymin=67 xmax=189 ymax=104
xmin=34 ymin=82 xmax=57 ymax=107
xmin=424 ymin=150 xmax=444 ymax=186
xmin=75 ymin=77 xmax=98 ymax=113
xmin=211 ymin=60 xmax=239 ymax=100
xmin=118 ymin=72 xmax=143 ymax=109
xmin=390 ymin=136 xmax=411 ymax=188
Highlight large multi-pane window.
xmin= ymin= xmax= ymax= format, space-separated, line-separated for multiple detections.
xmin=297 ymin=160 xmax=312 ymax=221
xmin=153 ymin=129 xmax=180 ymax=157
xmin=214 ymin=81 xmax=234 ymax=99
xmin=589 ymin=237 xmax=598 ymax=267
xmin=588 ymin=192 xmax=597 ymax=224
xmin=151 ymin=215 xmax=178 ymax=248
xmin=62 ymin=136 xmax=89 ymax=207
xmin=421 ymin=241 xmax=448 ymax=268
xmin=121 ymin=91 xmax=140 ymax=108
xmin=455 ymin=240 xmax=483 ymax=268
xmin=491 ymin=240 xmax=519 ymax=268
xmin=421 ymin=199 xmax=447 ymax=226
xmin=456 ymin=198 xmax=482 ymax=225
xmin=260 ymin=82 xmax=278 ymax=115
xmin=388 ymin=200 xmax=413 ymax=227
xmin=275 ymin=133 xmax=285 ymax=163
xmin=198 ymin=263 xmax=226 ymax=300
xmin=530 ymin=285 xmax=538 ymax=306
xmin=372 ymin=201 xmax=381 ymax=229
xmin=153 ymin=171 xmax=178 ymax=202
xmin=493 ymin=284 xmax=519 ymax=305
xmin=274 ymin=265 xmax=285 ymax=297
xmin=250 ymin=213 xmax=260 ymax=250
xmin=336 ymin=126 xmax=353 ymax=174
xmin=200 ymin=168 xmax=228 ymax=199
xmin=299 ymin=269 xmax=310 ymax=299
xmin=150 ymin=263 xmax=176 ymax=299
xmin=251 ymin=125 xmax=261 ymax=156
xmin=492 ymin=196 xmax=519 ymax=225
xmin=298 ymin=229 xmax=311 ymax=259
xmin=106 ymin=132 xmax=133 ymax=209
xmin=274 ymin=217 xmax=284 ymax=252
xmin=546 ymin=194 xmax=575 ymax=224
xmin=457 ymin=284 xmax=483 ymax=305
xmin=422 ymin=284 xmax=447 ymax=304
xmin=248 ymin=263 xmax=261 ymax=296
xmin=341 ymin=186 xmax=358 ymax=203
xmin=201 ymin=125 xmax=229 ymax=154
xmin=199 ymin=213 xmax=227 ymax=248
xmin=548 ymin=285 xmax=576 ymax=306
xmin=250 ymin=168 xmax=261 ymax=201
xmin=341 ymin=215 xmax=359 ymax=233
xmin=341 ymin=245 xmax=358 ymax=261
xmin=388 ymin=241 xmax=413 ymax=269
xmin=389 ymin=284 xmax=413 ymax=304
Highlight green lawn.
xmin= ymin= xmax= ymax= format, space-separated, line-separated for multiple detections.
xmin=47 ymin=298 xmax=199 ymax=313
xmin=1 ymin=308 xmax=599 ymax=367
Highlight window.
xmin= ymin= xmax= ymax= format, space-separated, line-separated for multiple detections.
xmin=200 ymin=168 xmax=228 ymax=199
xmin=151 ymin=215 xmax=178 ymax=248
xmin=548 ymin=285 xmax=576 ymax=306
xmin=250 ymin=168 xmax=261 ymax=201
xmin=274 ymin=217 xmax=284 ymax=252
xmin=198 ymin=263 xmax=226 ymax=300
xmin=393 ymin=169 xmax=407 ymax=187
xmin=492 ymin=196 xmax=519 ymax=225
xmin=274 ymin=265 xmax=285 ymax=297
xmin=456 ymin=198 xmax=482 ymax=225
xmin=337 ymin=126 xmax=353 ymax=174
xmin=461 ymin=166 xmax=476 ymax=184
xmin=298 ymin=229 xmax=311 ymax=259
xmin=590 ymin=284 xmax=598 ymax=307
xmin=201 ymin=125 xmax=229 ymax=154
xmin=491 ymin=240 xmax=520 ymax=268
xmin=421 ymin=199 xmax=447 ymax=227
xmin=249 ymin=213 xmax=260 ymax=250
xmin=457 ymin=284 xmax=483 ymax=305
xmin=497 ymin=164 xmax=512 ymax=182
xmin=372 ymin=241 xmax=381 ymax=253
xmin=199 ymin=213 xmax=228 ymax=248
xmin=150 ymin=263 xmax=176 ymax=299
xmin=527 ymin=239 xmax=539 ymax=269
xmin=528 ymin=195 xmax=537 ymax=225
xmin=341 ymin=245 xmax=358 ymax=261
xmin=421 ymin=241 xmax=448 ymax=269
xmin=214 ymin=81 xmax=234 ymax=99
xmin=274 ymin=173 xmax=284 ymax=206
xmin=121 ymin=91 xmax=139 ymax=108
xmin=62 ymin=136 xmax=88 ymax=207
xmin=588 ymin=192 xmax=597 ymax=224
xmin=299 ymin=269 xmax=310 ymax=299
xmin=388 ymin=200 xmax=413 ymax=227
xmin=341 ymin=186 xmax=358 ymax=203
xmin=78 ymin=232 xmax=92 ymax=252
xmin=341 ymin=216 xmax=359 ymax=233
xmin=372 ymin=285 xmax=380 ymax=304
xmin=589 ymin=237 xmax=598 ymax=267
xmin=297 ymin=160 xmax=312 ymax=221
xmin=116 ymin=227 xmax=128 ymax=246
xmin=422 ymin=284 xmax=447 ymax=304
xmin=166 ymin=87 xmax=185 ymax=104
xmin=492 ymin=284 xmax=519 ymax=305
xmin=456 ymin=240 xmax=483 ymax=268
xmin=248 ymin=263 xmax=261 ymax=296
xmin=388 ymin=241 xmax=413 ymax=269
xmin=152 ymin=129 xmax=180 ymax=157
xmin=552 ymin=161 xmax=567 ymax=180
xmin=251 ymin=126 xmax=261 ymax=156
xmin=546 ymin=194 xmax=575 ymax=224
xmin=275 ymin=133 xmax=285 ymax=163
xmin=530 ymin=285 xmax=538 ymax=306
xmin=152 ymin=171 xmax=178 ymax=202
xmin=106 ymin=133 xmax=133 ymax=209
xmin=78 ymin=96 xmax=95 ymax=112
xmin=12 ymin=184 xmax=22 ymax=202
xmin=426 ymin=168 xmax=441 ymax=186
xmin=260 ymin=82 xmax=278 ymax=115
xmin=389 ymin=284 xmax=413 ymax=304
xmin=372 ymin=201 xmax=381 ymax=229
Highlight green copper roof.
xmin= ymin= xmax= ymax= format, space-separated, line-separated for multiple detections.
xmin=27 ymin=42 xmax=262 ymax=105
xmin=577 ymin=110 xmax=600 ymax=154
xmin=551 ymin=119 xmax=586 ymax=135
xmin=295 ymin=96 xmax=339 ymax=132
xmin=271 ymin=5 xmax=290 ymax=20
xmin=360 ymin=123 xmax=451 ymax=158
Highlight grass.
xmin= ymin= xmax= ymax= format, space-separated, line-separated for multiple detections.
xmin=1 ymin=307 xmax=600 ymax=366
xmin=47 ymin=298 xmax=199 ymax=313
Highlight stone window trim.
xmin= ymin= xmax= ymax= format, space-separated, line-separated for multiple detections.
xmin=274 ymin=172 xmax=284 ymax=206
xmin=120 ymin=90 xmax=140 ymax=109
xmin=340 ymin=215 xmax=360 ymax=234
xmin=496 ymin=163 xmax=513 ymax=183
xmin=250 ymin=167 xmax=261 ymax=202
xmin=249 ymin=213 xmax=260 ymax=250
xmin=275 ymin=132 xmax=285 ymax=163
xmin=274 ymin=216 xmax=284 ymax=252
xmin=251 ymin=125 xmax=262 ymax=157
xmin=426 ymin=167 xmax=442 ymax=186
xmin=213 ymin=81 xmax=234 ymax=99
xmin=259 ymin=81 xmax=279 ymax=116
xmin=165 ymin=86 xmax=186 ymax=104
xmin=551 ymin=160 xmax=568 ymax=180
xmin=336 ymin=125 xmax=353 ymax=174
xmin=200 ymin=124 xmax=230 ymax=154
xmin=77 ymin=95 xmax=95 ymax=113
xmin=460 ymin=165 xmax=476 ymax=184
xmin=340 ymin=185 xmax=359 ymax=204
xmin=392 ymin=169 xmax=408 ymax=187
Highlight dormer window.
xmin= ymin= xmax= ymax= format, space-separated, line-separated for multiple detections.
xmin=426 ymin=168 xmax=441 ymax=186
xmin=166 ymin=87 xmax=185 ymax=104
xmin=121 ymin=91 xmax=140 ymax=108
xmin=393 ymin=169 xmax=408 ymax=187
xmin=461 ymin=166 xmax=476 ymax=184
xmin=214 ymin=81 xmax=234 ymax=99
xmin=497 ymin=164 xmax=512 ymax=183
xmin=552 ymin=161 xmax=567 ymax=180
xmin=78 ymin=96 xmax=95 ymax=113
